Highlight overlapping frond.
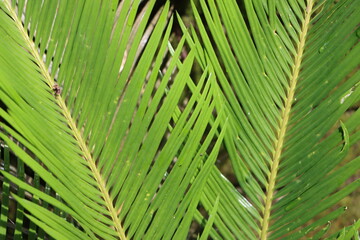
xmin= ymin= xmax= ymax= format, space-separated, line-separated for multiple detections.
xmin=0 ymin=0 xmax=359 ymax=239
xmin=0 ymin=0 xmax=225 ymax=239
xmin=181 ymin=0 xmax=360 ymax=238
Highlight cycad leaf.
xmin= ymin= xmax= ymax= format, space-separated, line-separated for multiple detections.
xmin=183 ymin=0 xmax=360 ymax=238
xmin=0 ymin=0 xmax=223 ymax=239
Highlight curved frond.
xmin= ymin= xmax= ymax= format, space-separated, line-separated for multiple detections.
xmin=0 ymin=0 xmax=224 ymax=239
xmin=182 ymin=0 xmax=360 ymax=238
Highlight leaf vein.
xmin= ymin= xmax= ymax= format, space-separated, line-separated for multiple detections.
xmin=260 ymin=1 xmax=314 ymax=239
xmin=3 ymin=1 xmax=127 ymax=239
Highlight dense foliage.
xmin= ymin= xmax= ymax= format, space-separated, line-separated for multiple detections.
xmin=0 ymin=0 xmax=359 ymax=239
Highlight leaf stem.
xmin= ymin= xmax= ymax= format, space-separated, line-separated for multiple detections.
xmin=260 ymin=1 xmax=313 ymax=239
xmin=4 ymin=2 xmax=127 ymax=239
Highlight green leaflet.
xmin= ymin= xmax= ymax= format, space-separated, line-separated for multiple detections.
xmin=0 ymin=0 xmax=359 ymax=239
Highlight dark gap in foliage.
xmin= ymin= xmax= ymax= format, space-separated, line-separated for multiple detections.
xmin=141 ymin=208 xmax=158 ymax=236
xmin=193 ymin=204 xmax=207 ymax=238
xmin=188 ymin=219 xmax=203 ymax=239
xmin=1 ymin=146 xmax=82 ymax=239
xmin=236 ymin=0 xmax=251 ymax=34
xmin=0 ymin=100 xmax=9 ymax=128
xmin=169 ymin=0 xmax=191 ymax=16
xmin=216 ymin=148 xmax=239 ymax=187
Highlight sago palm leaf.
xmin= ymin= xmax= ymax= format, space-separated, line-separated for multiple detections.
xmin=0 ymin=0 xmax=225 ymax=239
xmin=178 ymin=0 xmax=360 ymax=239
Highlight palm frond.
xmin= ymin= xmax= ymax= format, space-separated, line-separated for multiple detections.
xmin=1 ymin=0 xmax=359 ymax=239
xmin=0 ymin=0 xmax=225 ymax=239
xmin=180 ymin=0 xmax=360 ymax=238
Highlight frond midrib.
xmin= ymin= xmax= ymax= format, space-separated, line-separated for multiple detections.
xmin=260 ymin=1 xmax=314 ymax=239
xmin=3 ymin=2 xmax=127 ymax=239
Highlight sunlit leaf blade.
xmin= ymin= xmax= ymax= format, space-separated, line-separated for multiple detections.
xmin=13 ymin=194 xmax=91 ymax=240
xmin=0 ymin=0 xmax=225 ymax=239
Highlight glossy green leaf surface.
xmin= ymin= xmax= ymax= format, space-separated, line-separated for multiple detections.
xmin=0 ymin=0 xmax=359 ymax=239
xmin=181 ymin=0 xmax=360 ymax=238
